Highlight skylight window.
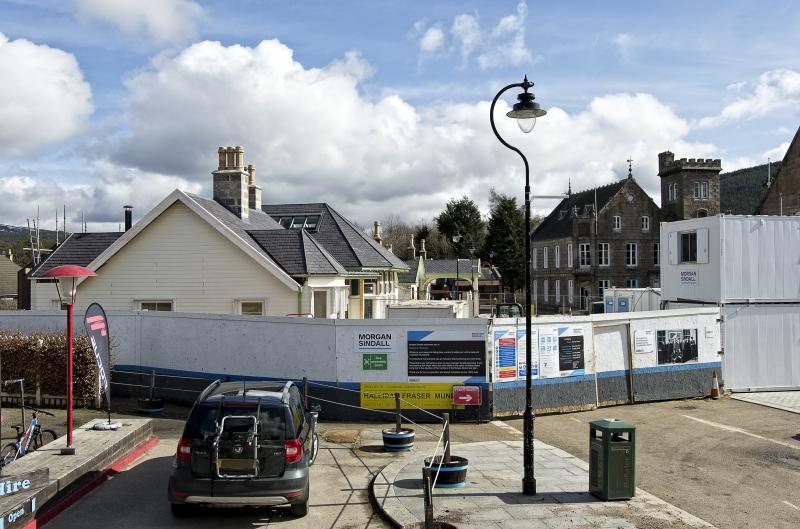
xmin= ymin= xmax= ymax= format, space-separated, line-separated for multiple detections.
xmin=274 ymin=215 xmax=320 ymax=231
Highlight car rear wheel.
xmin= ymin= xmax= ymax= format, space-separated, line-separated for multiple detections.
xmin=290 ymin=483 xmax=309 ymax=517
xmin=309 ymin=431 xmax=319 ymax=465
xmin=170 ymin=503 xmax=192 ymax=517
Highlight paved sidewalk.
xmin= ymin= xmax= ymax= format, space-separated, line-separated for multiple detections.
xmin=372 ymin=440 xmax=717 ymax=529
xmin=731 ymin=391 xmax=800 ymax=414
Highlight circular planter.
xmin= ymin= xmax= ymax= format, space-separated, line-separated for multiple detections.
xmin=137 ymin=397 xmax=164 ymax=414
xmin=382 ymin=427 xmax=415 ymax=452
xmin=423 ymin=455 xmax=469 ymax=488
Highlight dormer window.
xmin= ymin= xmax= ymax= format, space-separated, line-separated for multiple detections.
xmin=274 ymin=215 xmax=321 ymax=231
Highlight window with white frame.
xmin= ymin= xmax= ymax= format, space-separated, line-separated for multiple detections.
xmin=579 ymin=243 xmax=591 ymax=267
xmin=612 ymin=216 xmax=622 ymax=231
xmin=533 ymin=280 xmax=538 ymax=301
xmin=568 ymin=280 xmax=574 ymax=304
xmin=238 ymin=300 xmax=265 ymax=316
xmin=653 ymin=242 xmax=660 ymax=265
xmin=543 ymin=247 xmax=549 ymax=269
xmin=567 ymin=244 xmax=573 ymax=267
xmin=626 ymin=242 xmax=638 ymax=267
xmin=555 ymin=279 xmax=561 ymax=303
xmin=532 ymin=248 xmax=537 ymax=270
xmin=555 ymin=245 xmax=560 ymax=268
xmin=626 ymin=279 xmax=639 ymax=288
xmin=543 ymin=279 xmax=549 ymax=302
xmin=139 ymin=300 xmax=173 ymax=312
xmin=598 ymin=243 xmax=610 ymax=266
xmin=641 ymin=216 xmax=650 ymax=231
xmin=597 ymin=280 xmax=610 ymax=297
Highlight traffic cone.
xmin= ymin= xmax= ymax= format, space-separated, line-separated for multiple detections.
xmin=711 ymin=369 xmax=720 ymax=399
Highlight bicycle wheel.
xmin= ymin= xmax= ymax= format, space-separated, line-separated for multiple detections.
xmin=35 ymin=429 xmax=58 ymax=449
xmin=0 ymin=443 xmax=19 ymax=467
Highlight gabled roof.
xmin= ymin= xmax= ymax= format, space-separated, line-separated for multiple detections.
xmin=262 ymin=203 xmax=408 ymax=270
xmin=532 ymin=180 xmax=627 ymax=241
xmin=49 ymin=190 xmax=301 ymax=291
xmin=248 ymin=229 xmax=347 ymax=276
xmin=422 ymin=259 xmax=476 ymax=275
xmin=756 ymin=124 xmax=800 ymax=214
xmin=30 ymin=233 xmax=123 ymax=278
xmin=0 ymin=255 xmax=21 ymax=296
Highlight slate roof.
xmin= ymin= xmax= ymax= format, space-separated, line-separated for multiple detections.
xmin=248 ymin=230 xmax=347 ymax=276
xmin=398 ymin=259 xmax=419 ymax=283
xmin=423 ymin=259 xmax=477 ymax=274
xmin=30 ymin=233 xmax=124 ymax=277
xmin=0 ymin=255 xmax=20 ymax=297
xmin=531 ymin=181 xmax=627 ymax=241
xmin=262 ymin=203 xmax=408 ymax=270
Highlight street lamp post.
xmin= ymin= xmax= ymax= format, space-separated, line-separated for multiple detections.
xmin=489 ymin=75 xmax=547 ymax=496
xmin=41 ymin=264 xmax=97 ymax=453
xmin=452 ymin=233 xmax=462 ymax=299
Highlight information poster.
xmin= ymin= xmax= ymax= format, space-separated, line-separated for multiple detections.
xmin=634 ymin=329 xmax=656 ymax=354
xmin=493 ymin=327 xmax=517 ymax=381
xmin=538 ymin=329 xmax=560 ymax=378
xmin=407 ymin=330 xmax=486 ymax=377
xmin=558 ymin=332 xmax=585 ymax=372
xmin=516 ymin=328 xmax=538 ymax=379
xmin=657 ymin=329 xmax=698 ymax=365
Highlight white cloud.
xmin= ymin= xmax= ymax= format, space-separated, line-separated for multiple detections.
xmin=0 ymin=32 xmax=93 ymax=156
xmin=612 ymin=33 xmax=633 ymax=61
xmin=0 ymin=161 xmax=201 ymax=231
xmin=414 ymin=2 xmax=534 ymax=70
xmin=72 ymin=0 xmax=204 ymax=46
xmin=88 ymin=39 xmax=713 ymax=225
xmin=419 ymin=26 xmax=445 ymax=54
xmin=698 ymin=69 xmax=800 ymax=128
xmin=764 ymin=142 xmax=790 ymax=161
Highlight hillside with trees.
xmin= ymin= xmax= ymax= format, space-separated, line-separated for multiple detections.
xmin=720 ymin=161 xmax=781 ymax=214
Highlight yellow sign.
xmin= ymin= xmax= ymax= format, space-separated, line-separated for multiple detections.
xmin=360 ymin=382 xmax=464 ymax=410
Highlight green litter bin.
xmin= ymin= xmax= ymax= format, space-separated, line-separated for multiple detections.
xmin=589 ymin=418 xmax=636 ymax=500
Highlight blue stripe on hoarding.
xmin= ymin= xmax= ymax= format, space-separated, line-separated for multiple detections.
xmin=492 ymin=361 xmax=722 ymax=389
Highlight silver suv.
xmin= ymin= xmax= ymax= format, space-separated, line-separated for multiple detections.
xmin=167 ymin=380 xmax=319 ymax=517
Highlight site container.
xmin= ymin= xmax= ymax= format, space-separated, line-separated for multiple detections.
xmin=603 ymin=287 xmax=661 ymax=313
xmin=660 ymin=215 xmax=800 ymax=304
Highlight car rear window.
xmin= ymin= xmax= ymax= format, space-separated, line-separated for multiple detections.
xmin=184 ymin=402 xmax=286 ymax=441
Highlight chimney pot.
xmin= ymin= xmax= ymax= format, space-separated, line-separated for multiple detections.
xmin=373 ymin=221 xmax=382 ymax=244
xmin=124 ymin=205 xmax=133 ymax=231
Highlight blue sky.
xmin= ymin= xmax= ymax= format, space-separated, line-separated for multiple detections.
xmin=1 ymin=0 xmax=799 ymax=230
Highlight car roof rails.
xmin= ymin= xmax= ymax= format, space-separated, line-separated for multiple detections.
xmin=198 ymin=379 xmax=223 ymax=401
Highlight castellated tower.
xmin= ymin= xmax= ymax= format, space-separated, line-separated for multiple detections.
xmin=658 ymin=151 xmax=722 ymax=221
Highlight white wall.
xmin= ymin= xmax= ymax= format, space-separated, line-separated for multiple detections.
xmin=32 ymin=202 xmax=300 ymax=316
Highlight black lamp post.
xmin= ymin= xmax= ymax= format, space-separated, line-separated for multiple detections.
xmin=452 ymin=233 xmax=462 ymax=299
xmin=489 ymin=75 xmax=546 ymax=496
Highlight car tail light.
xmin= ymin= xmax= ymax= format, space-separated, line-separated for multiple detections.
xmin=176 ymin=437 xmax=192 ymax=463
xmin=285 ymin=438 xmax=303 ymax=464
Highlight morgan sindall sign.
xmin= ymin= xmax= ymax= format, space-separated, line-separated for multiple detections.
xmin=354 ymin=329 xmax=396 ymax=354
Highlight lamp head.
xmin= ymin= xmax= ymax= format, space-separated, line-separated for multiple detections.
xmin=506 ymin=76 xmax=547 ymax=133
xmin=452 ymin=234 xmax=463 ymax=244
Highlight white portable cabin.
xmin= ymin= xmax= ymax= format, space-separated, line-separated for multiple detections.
xmin=603 ymin=287 xmax=661 ymax=313
xmin=660 ymin=215 xmax=800 ymax=391
xmin=660 ymin=215 xmax=800 ymax=304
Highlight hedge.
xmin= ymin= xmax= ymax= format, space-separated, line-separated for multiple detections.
xmin=0 ymin=330 xmax=101 ymax=402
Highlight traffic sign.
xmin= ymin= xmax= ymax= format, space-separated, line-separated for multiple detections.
xmin=452 ymin=385 xmax=481 ymax=406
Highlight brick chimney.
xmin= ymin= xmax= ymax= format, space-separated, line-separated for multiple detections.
xmin=372 ymin=221 xmax=382 ymax=244
xmin=213 ymin=146 xmax=250 ymax=221
xmin=247 ymin=164 xmax=261 ymax=211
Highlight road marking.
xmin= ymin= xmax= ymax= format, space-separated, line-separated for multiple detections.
xmin=783 ymin=500 xmax=800 ymax=511
xmin=491 ymin=420 xmax=522 ymax=435
xmin=682 ymin=415 xmax=800 ymax=450
xmin=569 ymin=417 xmax=583 ymax=424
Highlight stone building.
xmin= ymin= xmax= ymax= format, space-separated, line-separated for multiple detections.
xmin=756 ymin=124 xmax=800 ymax=215
xmin=658 ymin=151 xmax=722 ymax=220
xmin=531 ymin=165 xmax=661 ymax=313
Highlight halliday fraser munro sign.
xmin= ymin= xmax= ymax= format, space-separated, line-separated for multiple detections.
xmin=0 ymin=468 xmax=49 ymax=529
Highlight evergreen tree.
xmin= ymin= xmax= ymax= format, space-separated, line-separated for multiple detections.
xmin=435 ymin=196 xmax=485 ymax=258
xmin=483 ymin=191 xmax=524 ymax=292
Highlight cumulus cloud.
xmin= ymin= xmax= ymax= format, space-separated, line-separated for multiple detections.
xmin=73 ymin=0 xmax=204 ymax=46
xmin=698 ymin=69 xmax=800 ymax=128
xmin=0 ymin=32 xmax=93 ymax=156
xmin=0 ymin=161 xmax=202 ymax=231
xmin=764 ymin=142 xmax=790 ymax=161
xmin=413 ymin=2 xmax=534 ymax=69
xmin=88 ymin=39 xmax=712 ymax=225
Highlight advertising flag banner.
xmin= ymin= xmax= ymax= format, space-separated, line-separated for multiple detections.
xmin=84 ymin=303 xmax=111 ymax=408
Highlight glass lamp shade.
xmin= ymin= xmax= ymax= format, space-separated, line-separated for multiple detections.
xmin=517 ymin=117 xmax=536 ymax=133
xmin=507 ymin=90 xmax=546 ymax=134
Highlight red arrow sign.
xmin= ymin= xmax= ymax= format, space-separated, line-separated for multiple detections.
xmin=452 ymin=386 xmax=481 ymax=406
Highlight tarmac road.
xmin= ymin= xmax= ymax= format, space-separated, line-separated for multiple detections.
xmin=507 ymin=397 xmax=800 ymax=529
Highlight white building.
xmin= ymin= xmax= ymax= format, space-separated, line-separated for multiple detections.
xmin=660 ymin=215 xmax=800 ymax=390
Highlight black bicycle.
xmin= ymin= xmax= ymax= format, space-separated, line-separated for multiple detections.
xmin=1 ymin=405 xmax=57 ymax=467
